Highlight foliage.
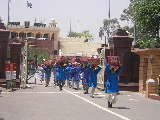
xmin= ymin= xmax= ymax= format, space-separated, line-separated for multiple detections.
xmin=99 ymin=18 xmax=121 ymax=39
xmin=27 ymin=48 xmax=49 ymax=63
xmin=120 ymin=0 xmax=160 ymax=44
xmin=133 ymin=0 xmax=160 ymax=40
xmin=122 ymin=25 xmax=134 ymax=36
xmin=67 ymin=31 xmax=78 ymax=37
xmin=67 ymin=30 xmax=94 ymax=41
xmin=136 ymin=39 xmax=160 ymax=49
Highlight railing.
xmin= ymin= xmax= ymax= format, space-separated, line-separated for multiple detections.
xmin=6 ymin=25 xmax=60 ymax=31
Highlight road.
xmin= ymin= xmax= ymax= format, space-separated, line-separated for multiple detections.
xmin=0 ymin=72 xmax=160 ymax=120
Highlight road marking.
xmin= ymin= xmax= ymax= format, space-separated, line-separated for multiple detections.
xmin=1 ymin=91 xmax=81 ymax=94
xmin=64 ymin=89 xmax=130 ymax=120
xmin=129 ymin=99 xmax=137 ymax=101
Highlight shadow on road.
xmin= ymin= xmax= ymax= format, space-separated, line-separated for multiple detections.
xmin=0 ymin=118 xmax=4 ymax=120
xmin=112 ymin=107 xmax=130 ymax=109
xmin=9 ymin=88 xmax=19 ymax=92
xmin=0 ymin=90 xmax=3 ymax=97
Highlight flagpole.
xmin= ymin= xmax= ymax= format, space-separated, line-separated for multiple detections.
xmin=107 ymin=0 xmax=110 ymax=38
xmin=78 ymin=20 xmax=79 ymax=33
xmin=7 ymin=0 xmax=10 ymax=29
xmin=27 ymin=1 xmax=28 ymax=20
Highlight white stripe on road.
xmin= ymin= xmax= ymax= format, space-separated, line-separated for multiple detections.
xmin=64 ymin=89 xmax=130 ymax=120
xmin=1 ymin=92 xmax=81 ymax=94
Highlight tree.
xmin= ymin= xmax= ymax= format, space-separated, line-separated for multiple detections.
xmin=122 ymin=25 xmax=134 ymax=36
xmin=136 ymin=0 xmax=159 ymax=40
xmin=81 ymin=30 xmax=94 ymax=41
xmin=67 ymin=30 xmax=94 ymax=41
xmin=99 ymin=18 xmax=121 ymax=38
xmin=67 ymin=31 xmax=78 ymax=37
xmin=27 ymin=48 xmax=49 ymax=63
xmin=120 ymin=0 xmax=160 ymax=43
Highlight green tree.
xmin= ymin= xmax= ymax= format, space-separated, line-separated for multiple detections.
xmin=122 ymin=25 xmax=134 ymax=36
xmin=133 ymin=0 xmax=160 ymax=40
xmin=99 ymin=18 xmax=121 ymax=38
xmin=67 ymin=31 xmax=78 ymax=37
xmin=120 ymin=0 xmax=160 ymax=43
xmin=81 ymin=30 xmax=94 ymax=41
xmin=67 ymin=30 xmax=94 ymax=41
xmin=27 ymin=48 xmax=49 ymax=63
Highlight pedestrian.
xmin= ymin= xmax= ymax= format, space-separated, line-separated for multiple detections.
xmin=37 ymin=64 xmax=45 ymax=83
xmin=42 ymin=64 xmax=53 ymax=87
xmin=65 ymin=62 xmax=72 ymax=88
xmin=71 ymin=63 xmax=76 ymax=89
xmin=81 ymin=63 xmax=90 ymax=94
xmin=56 ymin=62 xmax=68 ymax=91
xmin=53 ymin=64 xmax=59 ymax=86
xmin=71 ymin=63 xmax=83 ymax=90
xmin=105 ymin=62 xmax=122 ymax=108
xmin=88 ymin=64 xmax=102 ymax=98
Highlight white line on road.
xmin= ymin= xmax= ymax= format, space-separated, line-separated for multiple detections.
xmin=1 ymin=91 xmax=81 ymax=94
xmin=64 ymin=89 xmax=130 ymax=120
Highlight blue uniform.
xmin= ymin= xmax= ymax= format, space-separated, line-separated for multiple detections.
xmin=88 ymin=66 xmax=102 ymax=87
xmin=81 ymin=68 xmax=90 ymax=84
xmin=105 ymin=62 xmax=122 ymax=93
xmin=65 ymin=65 xmax=73 ymax=81
xmin=53 ymin=65 xmax=59 ymax=80
xmin=72 ymin=66 xmax=83 ymax=81
xmin=57 ymin=65 xmax=68 ymax=80
xmin=42 ymin=65 xmax=53 ymax=79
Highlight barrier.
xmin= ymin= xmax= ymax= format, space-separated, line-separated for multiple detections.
xmin=5 ymin=62 xmax=17 ymax=90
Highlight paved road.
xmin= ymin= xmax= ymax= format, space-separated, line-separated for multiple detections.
xmin=0 ymin=73 xmax=160 ymax=120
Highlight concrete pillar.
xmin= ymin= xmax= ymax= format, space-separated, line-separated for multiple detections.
xmin=145 ymin=79 xmax=156 ymax=98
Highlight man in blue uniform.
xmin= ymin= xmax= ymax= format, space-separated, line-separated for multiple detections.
xmin=88 ymin=64 xmax=102 ymax=98
xmin=105 ymin=62 xmax=122 ymax=108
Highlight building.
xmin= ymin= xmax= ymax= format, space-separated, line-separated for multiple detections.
xmin=7 ymin=17 xmax=60 ymax=40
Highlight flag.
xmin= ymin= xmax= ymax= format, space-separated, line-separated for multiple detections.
xmin=27 ymin=1 xmax=32 ymax=8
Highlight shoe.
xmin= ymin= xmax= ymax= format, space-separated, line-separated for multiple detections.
xmin=108 ymin=101 xmax=112 ymax=108
xmin=45 ymin=85 xmax=48 ymax=87
xmin=75 ymin=88 xmax=78 ymax=90
xmin=90 ymin=95 xmax=94 ymax=98
xmin=84 ymin=91 xmax=87 ymax=94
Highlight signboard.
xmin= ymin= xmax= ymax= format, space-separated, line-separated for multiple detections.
xmin=24 ymin=21 xmax=30 ymax=28
xmin=8 ymin=22 xmax=20 ymax=26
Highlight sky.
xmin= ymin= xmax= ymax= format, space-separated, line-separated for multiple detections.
xmin=0 ymin=0 xmax=131 ymax=42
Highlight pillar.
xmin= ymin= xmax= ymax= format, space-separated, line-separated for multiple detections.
xmin=0 ymin=24 xmax=10 ymax=79
xmin=10 ymin=43 xmax=22 ymax=79
xmin=145 ymin=79 xmax=156 ymax=98
xmin=108 ymin=29 xmax=134 ymax=82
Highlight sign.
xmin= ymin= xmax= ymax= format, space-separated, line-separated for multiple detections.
xmin=24 ymin=21 xmax=30 ymax=28
xmin=8 ymin=22 xmax=20 ymax=26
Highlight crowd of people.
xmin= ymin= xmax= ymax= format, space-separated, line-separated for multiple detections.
xmin=36 ymin=56 xmax=122 ymax=108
